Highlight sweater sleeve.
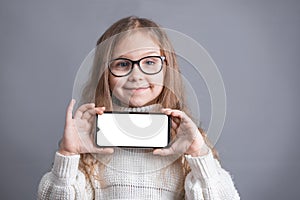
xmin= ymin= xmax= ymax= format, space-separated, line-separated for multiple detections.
xmin=37 ymin=152 xmax=94 ymax=200
xmin=184 ymin=150 xmax=240 ymax=200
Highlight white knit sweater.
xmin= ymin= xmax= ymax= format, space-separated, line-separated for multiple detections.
xmin=38 ymin=105 xmax=240 ymax=199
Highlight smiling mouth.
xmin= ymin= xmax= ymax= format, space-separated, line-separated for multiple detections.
xmin=125 ymin=86 xmax=151 ymax=92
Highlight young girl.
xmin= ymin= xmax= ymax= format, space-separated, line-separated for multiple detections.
xmin=38 ymin=16 xmax=240 ymax=200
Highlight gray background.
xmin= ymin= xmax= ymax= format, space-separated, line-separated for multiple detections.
xmin=0 ymin=0 xmax=299 ymax=199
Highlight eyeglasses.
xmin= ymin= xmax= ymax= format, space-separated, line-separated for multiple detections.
xmin=108 ymin=56 xmax=165 ymax=77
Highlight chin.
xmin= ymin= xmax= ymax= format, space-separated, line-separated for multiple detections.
xmin=129 ymin=102 xmax=147 ymax=108
xmin=128 ymin=99 xmax=153 ymax=108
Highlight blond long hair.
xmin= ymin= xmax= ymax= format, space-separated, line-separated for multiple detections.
xmin=79 ymin=16 xmax=218 ymax=190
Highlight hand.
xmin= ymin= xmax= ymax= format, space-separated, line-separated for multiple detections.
xmin=58 ymin=99 xmax=114 ymax=156
xmin=153 ymin=108 xmax=209 ymax=157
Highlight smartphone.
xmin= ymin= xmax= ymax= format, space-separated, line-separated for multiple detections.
xmin=95 ymin=111 xmax=171 ymax=148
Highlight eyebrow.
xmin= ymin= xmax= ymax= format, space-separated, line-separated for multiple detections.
xmin=116 ymin=50 xmax=161 ymax=59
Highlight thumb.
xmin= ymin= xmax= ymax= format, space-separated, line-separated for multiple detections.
xmin=153 ymin=147 xmax=176 ymax=156
xmin=92 ymin=147 xmax=114 ymax=154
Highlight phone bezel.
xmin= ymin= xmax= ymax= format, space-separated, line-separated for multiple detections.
xmin=95 ymin=111 xmax=171 ymax=148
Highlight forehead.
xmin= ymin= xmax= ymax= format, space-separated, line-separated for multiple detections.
xmin=112 ymin=31 xmax=160 ymax=58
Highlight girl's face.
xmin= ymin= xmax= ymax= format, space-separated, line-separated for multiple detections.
xmin=109 ymin=32 xmax=164 ymax=107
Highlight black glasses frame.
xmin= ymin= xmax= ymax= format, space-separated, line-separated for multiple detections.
xmin=108 ymin=56 xmax=165 ymax=77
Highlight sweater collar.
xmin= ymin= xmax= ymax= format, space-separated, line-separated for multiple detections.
xmin=112 ymin=104 xmax=162 ymax=112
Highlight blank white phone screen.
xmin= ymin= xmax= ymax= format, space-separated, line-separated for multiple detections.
xmin=96 ymin=113 xmax=169 ymax=147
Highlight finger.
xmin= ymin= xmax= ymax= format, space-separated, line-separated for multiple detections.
xmin=161 ymin=108 xmax=184 ymax=120
xmin=161 ymin=108 xmax=181 ymax=113
xmin=84 ymin=107 xmax=106 ymax=123
xmin=171 ymin=123 xmax=178 ymax=131
xmin=66 ymin=99 xmax=76 ymax=122
xmin=161 ymin=109 xmax=179 ymax=130
xmin=153 ymin=146 xmax=176 ymax=156
xmin=74 ymin=103 xmax=95 ymax=119
xmin=154 ymin=137 xmax=190 ymax=156
xmin=95 ymin=107 xmax=106 ymax=115
xmin=161 ymin=108 xmax=194 ymax=127
xmin=170 ymin=110 xmax=193 ymax=125
xmin=172 ymin=116 xmax=181 ymax=125
xmin=169 ymin=110 xmax=184 ymax=119
xmin=161 ymin=108 xmax=173 ymax=115
xmin=87 ymin=116 xmax=97 ymax=125
xmin=82 ymin=108 xmax=96 ymax=120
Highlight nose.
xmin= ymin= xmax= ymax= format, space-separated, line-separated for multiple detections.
xmin=127 ymin=63 xmax=144 ymax=81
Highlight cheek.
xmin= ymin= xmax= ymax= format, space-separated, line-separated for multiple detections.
xmin=109 ymin=75 xmax=120 ymax=91
xmin=154 ymin=85 xmax=164 ymax=96
xmin=109 ymin=75 xmax=127 ymax=95
xmin=150 ymin=74 xmax=164 ymax=96
xmin=151 ymin=73 xmax=164 ymax=87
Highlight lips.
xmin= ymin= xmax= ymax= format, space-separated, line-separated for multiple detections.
xmin=124 ymin=85 xmax=151 ymax=93
xmin=124 ymin=85 xmax=150 ymax=90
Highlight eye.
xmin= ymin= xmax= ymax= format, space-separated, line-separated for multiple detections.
xmin=143 ymin=57 xmax=159 ymax=66
xmin=110 ymin=60 xmax=131 ymax=70
xmin=146 ymin=60 xmax=155 ymax=65
xmin=115 ymin=60 xmax=130 ymax=67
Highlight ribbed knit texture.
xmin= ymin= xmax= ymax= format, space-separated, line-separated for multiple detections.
xmin=38 ymin=105 xmax=240 ymax=199
xmin=94 ymin=147 xmax=184 ymax=199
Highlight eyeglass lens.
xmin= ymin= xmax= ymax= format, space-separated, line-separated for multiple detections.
xmin=109 ymin=56 xmax=163 ymax=77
